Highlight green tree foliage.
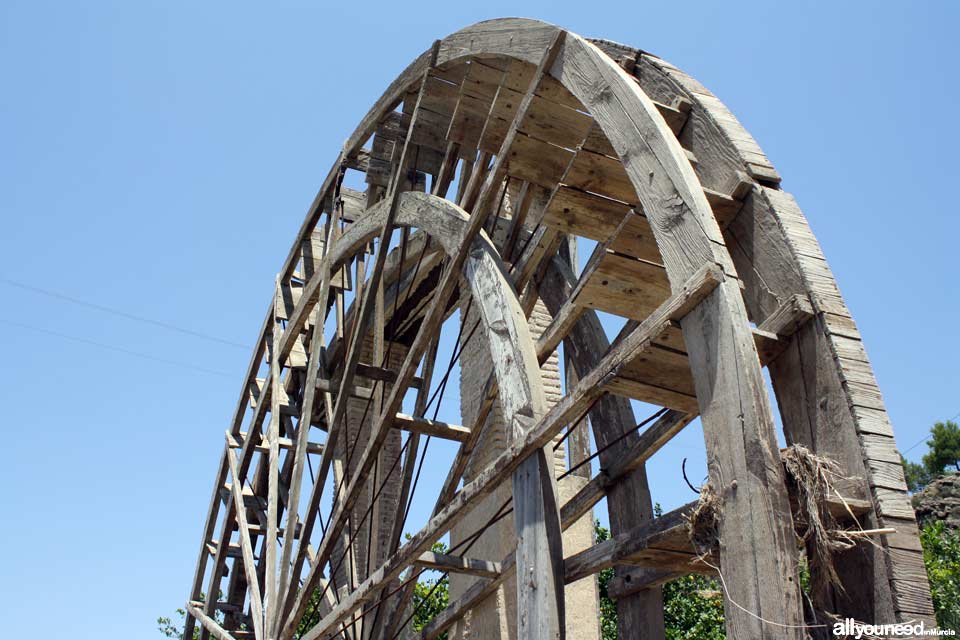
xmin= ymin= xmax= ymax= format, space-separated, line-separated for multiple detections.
xmin=922 ymin=420 xmax=960 ymax=475
xmin=594 ymin=521 xmax=619 ymax=640
xmin=920 ymin=520 xmax=960 ymax=630
xmin=662 ymin=575 xmax=725 ymax=640
xmin=900 ymin=419 xmax=959 ymax=492
xmin=901 ymin=454 xmax=935 ymax=492
xmin=410 ymin=541 xmax=451 ymax=639
xmin=157 ymin=593 xmax=217 ymax=640
xmin=595 ymin=518 xmax=726 ymax=640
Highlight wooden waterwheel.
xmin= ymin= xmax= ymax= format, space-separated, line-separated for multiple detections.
xmin=182 ymin=19 xmax=934 ymax=640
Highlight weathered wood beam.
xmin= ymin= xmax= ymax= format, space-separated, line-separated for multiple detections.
xmin=264 ymin=281 xmax=283 ymax=626
xmin=274 ymin=291 xmax=331 ymax=636
xmin=415 ymin=551 xmax=503 ymax=579
xmin=392 ymin=413 xmax=470 ymax=443
xmin=563 ymin=503 xmax=707 ymax=585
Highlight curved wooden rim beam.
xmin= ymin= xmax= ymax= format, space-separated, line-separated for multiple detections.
xmin=617 ymin=45 xmax=933 ymax=622
xmin=282 ymin=191 xmax=555 ymax=640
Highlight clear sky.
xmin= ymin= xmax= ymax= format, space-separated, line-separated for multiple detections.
xmin=1 ymin=1 xmax=958 ymax=638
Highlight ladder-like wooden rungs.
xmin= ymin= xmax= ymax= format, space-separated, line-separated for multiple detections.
xmin=219 ymin=484 xmax=266 ymax=511
xmin=205 ymin=540 xmax=243 ymax=559
xmin=227 ymin=430 xmax=324 ymax=456
xmin=248 ymin=378 xmax=296 ymax=415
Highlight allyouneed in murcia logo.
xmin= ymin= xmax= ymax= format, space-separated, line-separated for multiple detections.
xmin=833 ymin=618 xmax=956 ymax=637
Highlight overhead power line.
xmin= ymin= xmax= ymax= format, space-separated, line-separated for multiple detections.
xmin=0 ymin=318 xmax=234 ymax=378
xmin=1 ymin=276 xmax=250 ymax=350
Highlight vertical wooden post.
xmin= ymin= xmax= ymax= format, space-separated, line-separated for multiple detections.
xmin=265 ymin=277 xmax=283 ymax=634
xmin=512 ymin=445 xmax=565 ymax=640
xmin=682 ymin=280 xmax=805 ymax=640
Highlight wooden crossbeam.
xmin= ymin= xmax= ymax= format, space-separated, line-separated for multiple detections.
xmin=535 ymin=211 xmax=636 ymax=361
xmin=564 ymin=504 xmax=710 ymax=586
xmin=227 ymin=431 xmax=324 ymax=456
xmin=420 ymin=553 xmax=516 ymax=640
xmin=392 ymin=413 xmax=470 ymax=443
xmin=415 ymin=551 xmax=503 ymax=579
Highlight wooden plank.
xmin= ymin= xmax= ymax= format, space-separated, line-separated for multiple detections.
xmin=575 ymin=250 xmax=671 ymax=321
xmin=420 ymin=554 xmax=517 ymax=640
xmin=565 ymin=147 xmax=638 ymax=205
xmin=563 ymin=504 xmax=707 ymax=584
xmin=392 ymin=413 xmax=471 ymax=442
xmin=415 ymin=551 xmax=503 ymax=579
xmin=540 ymin=186 xmax=661 ymax=263
xmin=503 ymin=132 xmax=575 ymax=188
xmin=757 ymin=293 xmax=814 ymax=338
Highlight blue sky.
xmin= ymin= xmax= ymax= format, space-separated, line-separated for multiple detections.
xmin=1 ymin=1 xmax=957 ymax=638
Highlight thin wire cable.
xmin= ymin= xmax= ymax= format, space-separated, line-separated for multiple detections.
xmin=0 ymin=318 xmax=234 ymax=378
xmin=559 ymin=408 xmax=668 ymax=481
xmin=902 ymin=408 xmax=960 ymax=454
xmin=388 ymin=497 xmax=515 ymax=640
xmin=1 ymin=277 xmax=250 ymax=349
